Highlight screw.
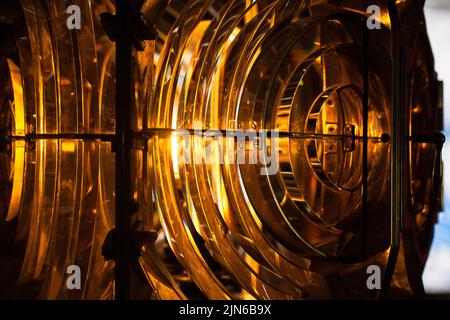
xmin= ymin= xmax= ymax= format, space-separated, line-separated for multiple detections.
xmin=381 ymin=133 xmax=390 ymax=143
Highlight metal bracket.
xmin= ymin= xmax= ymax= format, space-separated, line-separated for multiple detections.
xmin=100 ymin=0 xmax=157 ymax=51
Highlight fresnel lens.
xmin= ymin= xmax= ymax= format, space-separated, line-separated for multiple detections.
xmin=0 ymin=0 xmax=444 ymax=299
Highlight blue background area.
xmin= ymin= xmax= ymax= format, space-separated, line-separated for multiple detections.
xmin=422 ymin=1 xmax=450 ymax=293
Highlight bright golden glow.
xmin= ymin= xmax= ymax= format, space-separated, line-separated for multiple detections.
xmin=7 ymin=59 xmax=25 ymax=136
xmin=0 ymin=0 xmax=441 ymax=301
xmin=6 ymin=59 xmax=26 ymax=222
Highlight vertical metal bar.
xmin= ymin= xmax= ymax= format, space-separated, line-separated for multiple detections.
xmin=381 ymin=0 xmax=403 ymax=299
xmin=115 ymin=0 xmax=132 ymax=300
xmin=361 ymin=23 xmax=369 ymax=259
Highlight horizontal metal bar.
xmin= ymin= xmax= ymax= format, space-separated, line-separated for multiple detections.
xmin=408 ymin=133 xmax=445 ymax=145
xmin=1 ymin=131 xmax=443 ymax=144
xmin=134 ymin=128 xmax=387 ymax=142
xmin=1 ymin=133 xmax=116 ymax=142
